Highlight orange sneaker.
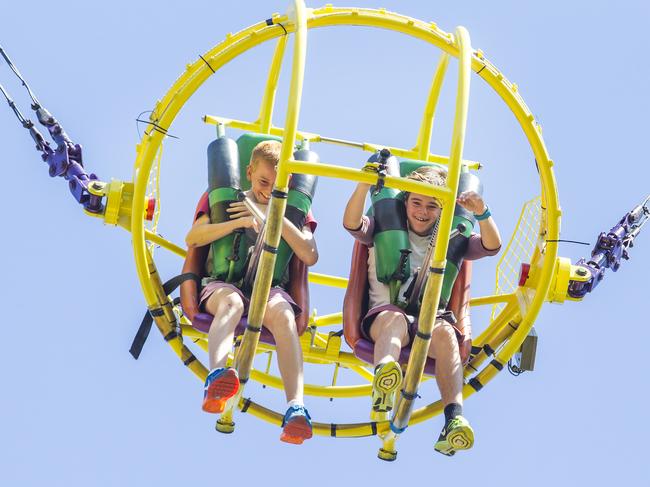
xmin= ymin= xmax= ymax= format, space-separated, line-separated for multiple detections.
xmin=202 ymin=368 xmax=240 ymax=414
xmin=280 ymin=405 xmax=313 ymax=445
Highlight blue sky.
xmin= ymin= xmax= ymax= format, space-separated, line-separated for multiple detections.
xmin=2 ymin=1 xmax=649 ymax=485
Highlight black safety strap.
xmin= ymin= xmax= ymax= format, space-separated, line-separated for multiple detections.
xmin=129 ymin=272 xmax=201 ymax=359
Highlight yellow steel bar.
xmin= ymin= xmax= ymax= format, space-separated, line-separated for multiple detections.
xmin=144 ymin=230 xmax=186 ymax=258
xmin=204 ymin=114 xmax=481 ymax=168
xmin=258 ymin=35 xmax=288 ymax=133
xmin=287 ymin=159 xmax=452 ymax=200
xmin=469 ymin=293 xmax=517 ymax=307
xmin=415 ymin=53 xmax=450 ymax=160
xmin=203 ymin=115 xmax=262 ymax=133
xmin=308 ymin=272 xmax=348 ymax=288
xmin=203 ymin=115 xmax=320 ymax=141
xmin=389 ymin=26 xmax=472 ymax=443
xmin=250 ymin=369 xmax=371 ymax=398
xmin=313 ymin=312 xmax=342 ymax=327
xmin=234 ymin=0 xmax=308 ymax=390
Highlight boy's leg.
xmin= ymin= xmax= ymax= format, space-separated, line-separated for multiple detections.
xmin=369 ymin=311 xmax=409 ymax=366
xmin=368 ymin=311 xmax=409 ymax=414
xmin=427 ymin=319 xmax=463 ymax=407
xmin=202 ymin=287 xmax=246 ymax=413
xmin=262 ymin=293 xmax=312 ymax=444
xmin=262 ymin=293 xmax=303 ymax=404
xmin=205 ymin=287 xmax=246 ymax=370
xmin=428 ymin=318 xmax=473 ymax=455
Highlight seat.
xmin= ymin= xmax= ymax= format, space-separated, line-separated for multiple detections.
xmin=179 ymin=192 xmax=311 ymax=345
xmin=342 ymin=239 xmax=473 ymax=375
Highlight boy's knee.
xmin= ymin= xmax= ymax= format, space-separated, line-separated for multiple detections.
xmin=372 ymin=311 xmax=409 ymax=341
xmin=207 ymin=289 xmax=245 ymax=315
xmin=264 ymin=300 xmax=296 ymax=334
xmin=431 ymin=321 xmax=457 ymax=346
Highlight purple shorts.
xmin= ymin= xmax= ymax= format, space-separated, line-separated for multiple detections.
xmin=199 ymin=281 xmax=301 ymax=317
xmin=361 ymin=304 xmax=461 ymax=345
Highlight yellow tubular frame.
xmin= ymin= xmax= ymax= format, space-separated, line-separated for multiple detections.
xmin=384 ymin=26 xmax=471 ymax=451
xmin=128 ymin=4 xmax=560 ymax=441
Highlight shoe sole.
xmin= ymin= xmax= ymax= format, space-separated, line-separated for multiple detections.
xmin=434 ymin=425 xmax=474 ymax=456
xmin=372 ymin=362 xmax=402 ymax=413
xmin=202 ymin=369 xmax=240 ymax=414
xmin=280 ymin=416 xmax=313 ymax=445
xmin=447 ymin=426 xmax=474 ymax=451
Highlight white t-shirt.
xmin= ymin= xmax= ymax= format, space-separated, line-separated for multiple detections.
xmin=367 ymin=229 xmax=431 ymax=309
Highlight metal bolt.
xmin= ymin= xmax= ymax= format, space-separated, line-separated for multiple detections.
xmin=576 ymin=268 xmax=588 ymax=277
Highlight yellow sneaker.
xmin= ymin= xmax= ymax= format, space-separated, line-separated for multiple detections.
xmin=371 ymin=361 xmax=402 ymax=413
xmin=434 ymin=415 xmax=474 ymax=456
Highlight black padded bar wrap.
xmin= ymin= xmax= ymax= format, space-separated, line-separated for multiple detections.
xmin=246 ymin=325 xmax=262 ymax=333
xmin=490 ymin=359 xmax=504 ymax=371
xmin=241 ymin=398 xmax=251 ymax=413
xmin=469 ymin=378 xmax=483 ymax=391
xmin=371 ymin=422 xmax=377 ymax=436
xmin=416 ymin=330 xmax=432 ymax=340
xmin=149 ymin=307 xmax=164 ymax=317
xmin=164 ymin=331 xmax=179 ymax=342
xmin=263 ymin=243 xmax=278 ymax=254
xmin=183 ymin=356 xmax=197 ymax=366
xmin=429 ymin=267 xmax=445 ymax=274
xmin=401 ymin=389 xmax=418 ymax=401
xmin=330 ymin=424 xmax=337 ymax=437
xmin=271 ymin=189 xmax=288 ymax=199
xmin=483 ymin=344 xmax=495 ymax=356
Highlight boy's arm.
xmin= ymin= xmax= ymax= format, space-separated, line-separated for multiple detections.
xmin=185 ymin=213 xmax=258 ymax=248
xmin=343 ymin=182 xmax=371 ymax=231
xmin=279 ymin=218 xmax=318 ymax=266
xmin=457 ymin=191 xmax=502 ymax=251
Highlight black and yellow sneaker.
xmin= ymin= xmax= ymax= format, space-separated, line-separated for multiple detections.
xmin=434 ymin=415 xmax=475 ymax=456
xmin=371 ymin=361 xmax=402 ymax=414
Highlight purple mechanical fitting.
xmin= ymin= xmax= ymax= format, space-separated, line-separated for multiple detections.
xmin=33 ymin=107 xmax=103 ymax=213
xmin=568 ymin=196 xmax=649 ymax=299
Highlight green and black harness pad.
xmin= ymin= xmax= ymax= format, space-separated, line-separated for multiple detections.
xmin=273 ymin=148 xmax=319 ymax=284
xmin=207 ymin=135 xmax=248 ymax=281
xmin=368 ymin=151 xmax=411 ymax=284
xmin=439 ymin=171 xmax=483 ymax=307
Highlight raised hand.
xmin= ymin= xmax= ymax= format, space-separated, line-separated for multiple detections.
xmin=457 ymin=191 xmax=487 ymax=215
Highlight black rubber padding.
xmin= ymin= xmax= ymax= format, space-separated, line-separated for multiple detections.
xmin=164 ymin=331 xmax=179 ymax=342
xmin=469 ymin=378 xmax=483 ymax=391
xmin=415 ymin=330 xmax=432 ymax=340
xmin=241 ymin=398 xmax=251 ymax=413
xmin=263 ymin=243 xmax=278 ymax=254
xmin=490 ymin=359 xmax=504 ymax=371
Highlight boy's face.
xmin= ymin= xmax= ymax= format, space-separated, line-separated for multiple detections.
xmin=405 ymin=193 xmax=441 ymax=236
xmin=247 ymin=159 xmax=277 ymax=204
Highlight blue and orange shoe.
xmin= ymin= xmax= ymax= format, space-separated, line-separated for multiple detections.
xmin=202 ymin=367 xmax=240 ymax=414
xmin=280 ymin=405 xmax=313 ymax=445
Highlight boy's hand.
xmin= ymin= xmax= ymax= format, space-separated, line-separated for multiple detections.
xmin=457 ymin=191 xmax=487 ymax=215
xmin=227 ymin=201 xmax=252 ymax=220
xmin=227 ymin=202 xmax=261 ymax=232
